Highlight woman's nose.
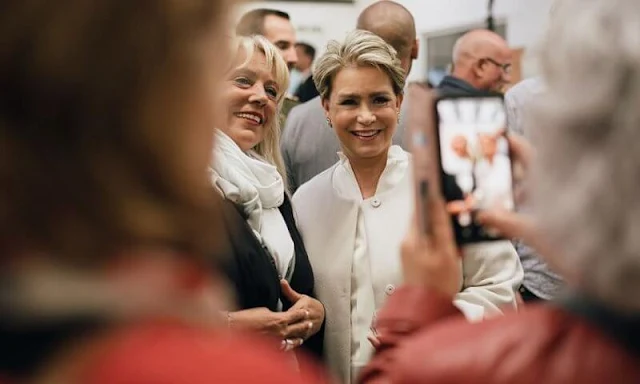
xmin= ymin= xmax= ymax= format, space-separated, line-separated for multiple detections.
xmin=357 ymin=108 xmax=376 ymax=125
xmin=248 ymin=87 xmax=268 ymax=106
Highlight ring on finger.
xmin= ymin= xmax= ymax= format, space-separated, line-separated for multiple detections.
xmin=304 ymin=320 xmax=313 ymax=339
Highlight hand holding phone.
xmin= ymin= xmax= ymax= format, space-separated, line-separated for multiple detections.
xmin=434 ymin=94 xmax=516 ymax=245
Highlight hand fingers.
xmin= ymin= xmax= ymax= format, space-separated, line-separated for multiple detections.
xmin=475 ymin=209 xmax=536 ymax=241
xmin=405 ymin=84 xmax=456 ymax=248
xmin=406 ymin=84 xmax=440 ymax=236
xmin=367 ymin=334 xmax=381 ymax=348
xmin=284 ymin=320 xmax=315 ymax=340
xmin=283 ymin=307 xmax=308 ymax=325
xmin=280 ymin=279 xmax=303 ymax=303
xmin=280 ymin=338 xmax=304 ymax=352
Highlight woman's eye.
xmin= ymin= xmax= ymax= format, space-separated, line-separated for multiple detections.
xmin=339 ymin=99 xmax=356 ymax=106
xmin=373 ymin=96 xmax=390 ymax=105
xmin=265 ymin=87 xmax=278 ymax=99
xmin=233 ymin=77 xmax=252 ymax=87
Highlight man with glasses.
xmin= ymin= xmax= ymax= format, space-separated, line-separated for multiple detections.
xmin=438 ymin=29 xmax=512 ymax=95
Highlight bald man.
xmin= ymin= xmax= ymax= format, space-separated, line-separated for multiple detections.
xmin=281 ymin=1 xmax=418 ymax=192
xmin=438 ymin=29 xmax=512 ymax=95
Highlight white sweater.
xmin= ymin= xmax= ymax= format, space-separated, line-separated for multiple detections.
xmin=292 ymin=146 xmax=523 ymax=384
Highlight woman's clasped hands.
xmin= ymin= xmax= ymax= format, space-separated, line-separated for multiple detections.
xmin=227 ymin=280 xmax=324 ymax=352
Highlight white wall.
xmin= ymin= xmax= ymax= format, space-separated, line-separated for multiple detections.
xmin=235 ymin=0 xmax=555 ymax=81
xmin=236 ymin=1 xmax=370 ymax=59
xmin=388 ymin=0 xmax=554 ymax=81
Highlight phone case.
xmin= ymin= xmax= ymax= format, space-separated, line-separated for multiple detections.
xmin=433 ymin=92 xmax=515 ymax=245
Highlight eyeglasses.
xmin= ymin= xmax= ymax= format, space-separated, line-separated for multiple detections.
xmin=481 ymin=57 xmax=512 ymax=74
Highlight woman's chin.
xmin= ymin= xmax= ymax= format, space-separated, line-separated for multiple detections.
xmin=347 ymin=146 xmax=389 ymax=162
xmin=236 ymin=136 xmax=261 ymax=152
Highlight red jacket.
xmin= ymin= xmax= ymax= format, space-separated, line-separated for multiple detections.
xmin=77 ymin=322 xmax=330 ymax=384
xmin=360 ymin=286 xmax=640 ymax=384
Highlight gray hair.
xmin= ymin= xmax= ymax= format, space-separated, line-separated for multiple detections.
xmin=313 ymin=29 xmax=405 ymax=100
xmin=532 ymin=0 xmax=640 ymax=312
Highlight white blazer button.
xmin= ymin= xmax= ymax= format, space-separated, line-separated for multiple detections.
xmin=384 ymin=284 xmax=396 ymax=295
xmin=371 ymin=198 xmax=381 ymax=208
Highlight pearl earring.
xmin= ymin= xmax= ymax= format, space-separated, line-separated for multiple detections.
xmin=326 ymin=117 xmax=332 ymax=127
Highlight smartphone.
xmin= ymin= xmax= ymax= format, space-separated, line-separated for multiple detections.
xmin=434 ymin=94 xmax=515 ymax=245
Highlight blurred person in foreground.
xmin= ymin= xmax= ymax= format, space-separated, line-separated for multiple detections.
xmin=212 ymin=35 xmax=324 ymax=360
xmin=505 ymin=77 xmax=564 ymax=302
xmin=503 ymin=3 xmax=564 ymax=303
xmin=0 ymin=1 xmax=327 ymax=383
xmin=359 ymin=1 xmax=640 ymax=382
xmin=281 ymin=0 xmax=418 ymax=193
xmin=293 ymin=30 xmax=522 ymax=384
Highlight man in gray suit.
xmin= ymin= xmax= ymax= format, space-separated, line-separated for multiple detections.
xmin=281 ymin=1 xmax=419 ymax=192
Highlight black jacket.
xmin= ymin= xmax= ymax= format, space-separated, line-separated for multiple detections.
xmin=437 ymin=75 xmax=500 ymax=97
xmin=218 ymin=195 xmax=324 ymax=360
xmin=294 ymin=75 xmax=319 ymax=104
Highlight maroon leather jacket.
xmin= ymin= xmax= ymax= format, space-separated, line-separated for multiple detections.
xmin=360 ymin=286 xmax=640 ymax=384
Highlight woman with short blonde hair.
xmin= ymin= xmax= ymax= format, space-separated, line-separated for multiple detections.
xmin=293 ymin=29 xmax=522 ymax=383
xmin=313 ymin=30 xmax=406 ymax=100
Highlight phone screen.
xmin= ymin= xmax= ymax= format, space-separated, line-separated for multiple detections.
xmin=436 ymin=96 xmax=514 ymax=244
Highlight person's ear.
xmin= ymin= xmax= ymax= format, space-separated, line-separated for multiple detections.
xmin=322 ymin=97 xmax=332 ymax=127
xmin=411 ymin=38 xmax=419 ymax=60
xmin=472 ymin=58 xmax=486 ymax=78
xmin=396 ymin=92 xmax=404 ymax=110
xmin=321 ymin=97 xmax=331 ymax=115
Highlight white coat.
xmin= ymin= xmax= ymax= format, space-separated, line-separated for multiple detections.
xmin=292 ymin=146 xmax=523 ymax=384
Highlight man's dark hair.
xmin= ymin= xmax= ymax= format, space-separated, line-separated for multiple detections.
xmin=295 ymin=42 xmax=316 ymax=61
xmin=236 ymin=8 xmax=290 ymax=36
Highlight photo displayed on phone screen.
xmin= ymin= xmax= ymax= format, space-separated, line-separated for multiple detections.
xmin=436 ymin=96 xmax=515 ymax=244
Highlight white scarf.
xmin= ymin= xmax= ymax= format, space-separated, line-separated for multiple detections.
xmin=210 ymin=130 xmax=294 ymax=283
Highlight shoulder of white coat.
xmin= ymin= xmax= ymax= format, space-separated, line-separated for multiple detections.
xmin=291 ymin=163 xmax=338 ymax=206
